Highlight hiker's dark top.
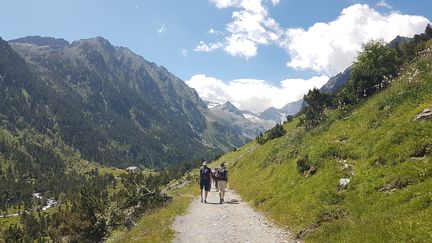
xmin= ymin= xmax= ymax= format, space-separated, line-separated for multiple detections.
xmin=215 ymin=168 xmax=228 ymax=182
xmin=213 ymin=167 xmax=220 ymax=180
xmin=199 ymin=166 xmax=212 ymax=183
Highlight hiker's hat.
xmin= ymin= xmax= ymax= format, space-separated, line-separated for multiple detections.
xmin=203 ymin=161 xmax=208 ymax=166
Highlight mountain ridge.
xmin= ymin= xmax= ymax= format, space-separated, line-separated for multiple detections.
xmin=1 ymin=36 xmax=247 ymax=168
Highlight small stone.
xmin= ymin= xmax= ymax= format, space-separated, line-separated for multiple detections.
xmin=338 ymin=178 xmax=351 ymax=190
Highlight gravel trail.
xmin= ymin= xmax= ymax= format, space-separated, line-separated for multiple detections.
xmin=172 ymin=186 xmax=298 ymax=243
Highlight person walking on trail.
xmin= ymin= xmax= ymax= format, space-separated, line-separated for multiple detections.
xmin=215 ymin=162 xmax=228 ymax=204
xmin=199 ymin=161 xmax=212 ymax=203
xmin=213 ymin=166 xmax=220 ymax=192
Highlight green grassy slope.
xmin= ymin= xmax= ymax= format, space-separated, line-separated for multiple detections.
xmin=218 ymin=50 xmax=432 ymax=242
xmin=107 ymin=182 xmax=197 ymax=243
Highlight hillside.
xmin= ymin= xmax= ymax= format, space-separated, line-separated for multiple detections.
xmin=216 ymin=41 xmax=432 ymax=242
xmin=1 ymin=36 xmax=246 ymax=169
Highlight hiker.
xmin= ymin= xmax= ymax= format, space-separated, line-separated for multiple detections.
xmin=199 ymin=161 xmax=212 ymax=203
xmin=213 ymin=166 xmax=220 ymax=192
xmin=215 ymin=162 xmax=228 ymax=204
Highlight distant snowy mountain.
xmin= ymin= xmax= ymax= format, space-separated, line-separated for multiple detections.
xmin=205 ymin=101 xmax=274 ymax=138
xmin=205 ymin=100 xmax=297 ymax=126
xmin=241 ymin=110 xmax=265 ymax=123
xmin=258 ymin=107 xmax=286 ymax=124
xmin=255 ymin=99 xmax=303 ymax=124
xmin=204 ymin=100 xmax=222 ymax=109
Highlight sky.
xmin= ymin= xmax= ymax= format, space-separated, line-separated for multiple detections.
xmin=1 ymin=0 xmax=431 ymax=112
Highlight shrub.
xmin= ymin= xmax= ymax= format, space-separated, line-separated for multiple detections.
xmin=345 ymin=40 xmax=402 ymax=102
xmin=256 ymin=124 xmax=286 ymax=145
xmin=303 ymin=88 xmax=333 ymax=129
xmin=296 ymin=155 xmax=315 ymax=175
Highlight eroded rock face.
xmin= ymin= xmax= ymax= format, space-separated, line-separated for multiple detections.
xmin=415 ymin=106 xmax=432 ymax=121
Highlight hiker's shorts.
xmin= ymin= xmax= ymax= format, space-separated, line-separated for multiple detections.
xmin=218 ymin=180 xmax=227 ymax=191
xmin=200 ymin=180 xmax=211 ymax=191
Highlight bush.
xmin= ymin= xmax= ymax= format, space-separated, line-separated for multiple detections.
xmin=286 ymin=115 xmax=294 ymax=122
xmin=342 ymin=40 xmax=402 ymax=104
xmin=268 ymin=124 xmax=286 ymax=140
xmin=302 ymin=88 xmax=333 ymax=129
xmin=296 ymin=155 xmax=316 ymax=176
xmin=256 ymin=124 xmax=286 ymax=145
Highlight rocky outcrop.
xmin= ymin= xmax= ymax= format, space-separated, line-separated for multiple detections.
xmin=414 ymin=106 xmax=432 ymax=121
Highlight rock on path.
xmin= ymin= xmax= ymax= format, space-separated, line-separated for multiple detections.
xmin=173 ymin=186 xmax=297 ymax=243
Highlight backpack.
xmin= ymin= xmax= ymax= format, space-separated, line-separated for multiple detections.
xmin=215 ymin=168 xmax=227 ymax=181
xmin=200 ymin=167 xmax=211 ymax=181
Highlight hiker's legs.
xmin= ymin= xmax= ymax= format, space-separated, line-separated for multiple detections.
xmin=218 ymin=181 xmax=227 ymax=203
xmin=199 ymin=182 xmax=205 ymax=202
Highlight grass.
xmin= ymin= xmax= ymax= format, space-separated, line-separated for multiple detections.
xmin=0 ymin=216 xmax=20 ymax=232
xmin=107 ymin=182 xmax=197 ymax=243
xmin=215 ymin=52 xmax=432 ymax=242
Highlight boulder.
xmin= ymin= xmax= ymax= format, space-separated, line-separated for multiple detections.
xmin=338 ymin=178 xmax=351 ymax=190
xmin=415 ymin=106 xmax=432 ymax=121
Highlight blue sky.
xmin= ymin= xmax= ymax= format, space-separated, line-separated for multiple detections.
xmin=1 ymin=0 xmax=431 ymax=112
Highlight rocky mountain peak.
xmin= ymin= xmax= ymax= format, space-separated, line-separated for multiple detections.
xmin=388 ymin=35 xmax=412 ymax=49
xmin=70 ymin=36 xmax=116 ymax=54
xmin=220 ymin=101 xmax=243 ymax=116
xmin=9 ymin=35 xmax=69 ymax=48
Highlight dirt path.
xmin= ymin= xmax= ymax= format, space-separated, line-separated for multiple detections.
xmin=172 ymin=185 xmax=298 ymax=243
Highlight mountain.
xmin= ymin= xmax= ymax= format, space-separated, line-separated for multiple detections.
xmin=258 ymin=107 xmax=286 ymax=124
xmin=320 ymin=66 xmax=353 ymax=94
xmin=1 ymin=36 xmax=246 ymax=168
xmin=9 ymin=35 xmax=69 ymax=48
xmin=217 ymin=101 xmax=244 ymax=116
xmin=241 ymin=109 xmax=265 ymax=123
xmin=280 ymin=99 xmax=304 ymax=116
xmin=215 ymin=39 xmax=432 ymax=242
xmin=388 ymin=35 xmax=412 ymax=48
xmin=206 ymin=101 xmax=273 ymax=139
xmin=204 ymin=100 xmax=221 ymax=109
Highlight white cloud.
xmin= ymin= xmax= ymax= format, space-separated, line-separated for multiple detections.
xmin=270 ymin=0 xmax=280 ymax=6
xmin=376 ymin=0 xmax=391 ymax=9
xmin=195 ymin=41 xmax=223 ymax=52
xmin=196 ymin=2 xmax=430 ymax=111
xmin=179 ymin=48 xmax=188 ymax=58
xmin=157 ymin=24 xmax=167 ymax=35
xmin=186 ymin=74 xmax=328 ymax=113
xmin=208 ymin=28 xmax=224 ymax=35
xmin=210 ymin=0 xmax=239 ymax=9
xmin=204 ymin=1 xmax=429 ymax=76
xmin=283 ymin=4 xmax=429 ymax=75
xmin=199 ymin=0 xmax=283 ymax=58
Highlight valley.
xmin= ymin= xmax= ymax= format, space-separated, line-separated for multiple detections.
xmin=0 ymin=2 xmax=431 ymax=241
